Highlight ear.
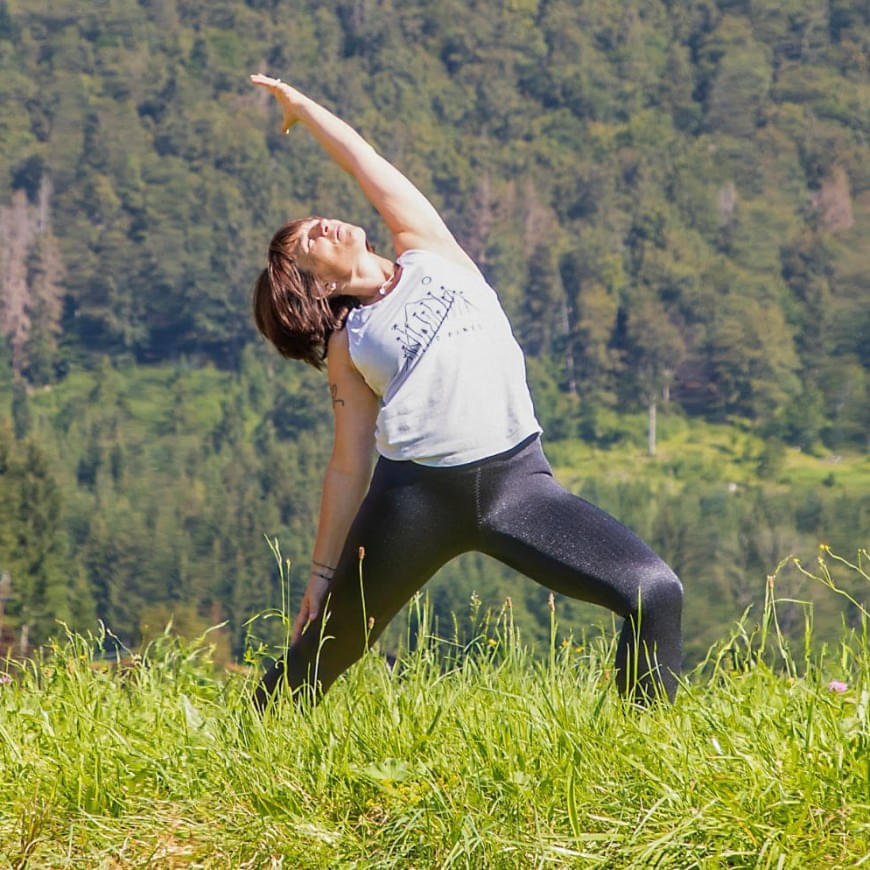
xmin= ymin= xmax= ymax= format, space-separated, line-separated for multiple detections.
xmin=313 ymin=279 xmax=339 ymax=301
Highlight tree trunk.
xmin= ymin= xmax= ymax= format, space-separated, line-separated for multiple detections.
xmin=561 ymin=295 xmax=577 ymax=395
xmin=648 ymin=398 xmax=657 ymax=457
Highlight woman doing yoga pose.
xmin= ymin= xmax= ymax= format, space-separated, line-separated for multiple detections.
xmin=248 ymin=74 xmax=683 ymax=710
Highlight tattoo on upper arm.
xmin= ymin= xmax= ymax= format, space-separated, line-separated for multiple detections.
xmin=330 ymin=383 xmax=345 ymax=407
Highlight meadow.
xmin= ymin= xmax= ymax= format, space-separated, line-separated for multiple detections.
xmin=2 ymin=4 xmax=868 ymax=864
xmin=0 ymin=549 xmax=867 ymax=869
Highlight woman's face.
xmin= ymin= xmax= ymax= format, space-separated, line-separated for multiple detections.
xmin=294 ymin=217 xmax=366 ymax=289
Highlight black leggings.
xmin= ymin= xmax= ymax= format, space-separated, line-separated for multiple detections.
xmin=254 ymin=435 xmax=683 ymax=709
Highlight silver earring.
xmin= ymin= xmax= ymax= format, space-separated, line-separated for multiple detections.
xmin=327 ymin=281 xmax=337 ymax=292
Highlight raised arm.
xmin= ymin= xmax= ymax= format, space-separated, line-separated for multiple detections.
xmin=250 ymin=74 xmax=478 ymax=272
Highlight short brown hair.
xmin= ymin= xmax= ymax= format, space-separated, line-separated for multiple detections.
xmin=252 ymin=218 xmax=358 ymax=369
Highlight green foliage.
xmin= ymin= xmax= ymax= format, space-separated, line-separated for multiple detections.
xmin=1 ymin=359 xmax=867 ymax=667
xmin=0 ymin=0 xmax=867 ymax=665
xmin=0 ymin=0 xmax=866 ymax=437
xmin=0 ymin=423 xmax=92 ymax=645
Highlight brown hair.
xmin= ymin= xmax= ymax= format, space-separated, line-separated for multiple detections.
xmin=252 ymin=217 xmax=359 ymax=369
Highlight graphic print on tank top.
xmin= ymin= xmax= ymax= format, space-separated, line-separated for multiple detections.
xmin=386 ymin=273 xmax=482 ymax=398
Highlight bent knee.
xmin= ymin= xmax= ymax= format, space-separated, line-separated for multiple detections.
xmin=636 ymin=562 xmax=683 ymax=613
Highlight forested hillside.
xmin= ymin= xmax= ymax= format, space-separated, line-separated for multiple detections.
xmin=0 ymin=0 xmax=868 ymax=661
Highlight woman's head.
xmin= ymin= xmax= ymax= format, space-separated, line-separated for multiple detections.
xmin=252 ymin=217 xmax=362 ymax=369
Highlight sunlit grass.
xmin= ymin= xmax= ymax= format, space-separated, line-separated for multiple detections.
xmin=0 ymin=550 xmax=867 ymax=867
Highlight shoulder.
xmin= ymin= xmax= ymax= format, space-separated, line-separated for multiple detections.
xmin=327 ymin=327 xmax=371 ymax=388
xmin=397 ymin=246 xmax=487 ymax=284
xmin=395 ymin=235 xmax=485 ymax=281
xmin=326 ymin=327 xmax=379 ymax=421
xmin=327 ymin=327 xmax=352 ymax=368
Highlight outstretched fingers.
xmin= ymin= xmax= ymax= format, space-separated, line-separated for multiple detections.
xmin=249 ymin=73 xmax=300 ymax=133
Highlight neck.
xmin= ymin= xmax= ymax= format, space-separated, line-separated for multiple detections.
xmin=348 ymin=253 xmax=397 ymax=303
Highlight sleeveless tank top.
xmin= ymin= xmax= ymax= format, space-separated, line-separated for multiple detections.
xmin=345 ymin=249 xmax=541 ymax=466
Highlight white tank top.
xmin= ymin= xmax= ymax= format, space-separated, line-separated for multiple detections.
xmin=345 ymin=249 xmax=541 ymax=466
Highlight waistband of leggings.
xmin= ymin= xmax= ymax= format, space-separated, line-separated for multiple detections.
xmin=455 ymin=431 xmax=541 ymax=468
xmin=377 ymin=432 xmax=541 ymax=475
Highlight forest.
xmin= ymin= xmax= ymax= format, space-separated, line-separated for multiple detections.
xmin=0 ymin=0 xmax=868 ymax=664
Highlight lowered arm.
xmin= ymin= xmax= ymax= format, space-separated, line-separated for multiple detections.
xmin=292 ymin=329 xmax=379 ymax=643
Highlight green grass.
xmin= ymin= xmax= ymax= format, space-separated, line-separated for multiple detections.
xmin=0 ymin=551 xmax=867 ymax=868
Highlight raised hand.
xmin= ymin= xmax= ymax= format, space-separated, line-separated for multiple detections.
xmin=247 ymin=71 xmax=473 ymax=271
xmin=250 ymin=73 xmax=306 ymax=133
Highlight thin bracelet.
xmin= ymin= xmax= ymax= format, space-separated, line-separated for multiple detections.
xmin=312 ymin=558 xmax=337 ymax=572
xmin=312 ymin=570 xmax=334 ymax=582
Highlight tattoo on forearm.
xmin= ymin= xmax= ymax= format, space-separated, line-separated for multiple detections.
xmin=330 ymin=383 xmax=345 ymax=407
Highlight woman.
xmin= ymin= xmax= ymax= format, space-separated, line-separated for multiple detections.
xmin=249 ymin=73 xmax=683 ymax=710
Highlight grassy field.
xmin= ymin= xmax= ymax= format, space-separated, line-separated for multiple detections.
xmin=0 ymin=550 xmax=867 ymax=868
